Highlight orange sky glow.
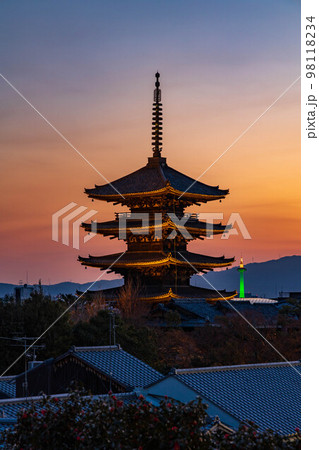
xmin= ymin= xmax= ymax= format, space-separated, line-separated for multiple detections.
xmin=0 ymin=1 xmax=300 ymax=284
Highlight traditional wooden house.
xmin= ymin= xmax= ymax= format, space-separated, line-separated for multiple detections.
xmin=15 ymin=345 xmax=162 ymax=397
xmin=143 ymin=361 xmax=301 ymax=436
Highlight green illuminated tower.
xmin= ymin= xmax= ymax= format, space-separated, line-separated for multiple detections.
xmin=237 ymin=257 xmax=246 ymax=298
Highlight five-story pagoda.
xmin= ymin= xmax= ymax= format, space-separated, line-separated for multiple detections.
xmin=79 ymin=73 xmax=236 ymax=302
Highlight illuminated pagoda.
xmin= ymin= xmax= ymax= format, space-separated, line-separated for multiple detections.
xmin=79 ymin=73 xmax=236 ymax=302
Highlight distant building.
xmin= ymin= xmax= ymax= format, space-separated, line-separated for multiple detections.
xmin=14 ymin=284 xmax=33 ymax=303
xmin=278 ymin=291 xmax=301 ymax=300
xmin=144 ymin=361 xmax=301 ymax=436
xmin=149 ymin=298 xmax=280 ymax=329
xmin=237 ymin=257 xmax=247 ymax=298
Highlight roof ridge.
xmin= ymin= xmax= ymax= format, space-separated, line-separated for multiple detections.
xmin=73 ymin=345 xmax=121 ymax=352
xmin=0 ymin=391 xmax=137 ymax=407
xmin=174 ymin=361 xmax=301 ymax=374
xmin=0 ymin=376 xmax=16 ymax=381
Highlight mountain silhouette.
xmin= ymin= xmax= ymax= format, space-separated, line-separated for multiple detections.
xmin=191 ymin=255 xmax=300 ymax=298
xmin=0 ymin=256 xmax=300 ymax=299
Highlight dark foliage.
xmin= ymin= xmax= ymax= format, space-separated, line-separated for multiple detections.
xmin=3 ymin=393 xmax=300 ymax=449
xmin=0 ymin=292 xmax=300 ymax=376
xmin=0 ymin=289 xmax=72 ymax=374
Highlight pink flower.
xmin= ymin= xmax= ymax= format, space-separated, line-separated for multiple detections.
xmin=171 ymin=426 xmax=178 ymax=432
xmin=167 ymin=402 xmax=172 ymax=408
xmin=224 ymin=433 xmax=229 ymax=439
xmin=41 ymin=409 xmax=46 ymax=415
xmin=295 ymin=427 xmax=300 ymax=432
xmin=117 ymin=400 xmax=123 ymax=407
xmin=53 ymin=397 xmax=59 ymax=403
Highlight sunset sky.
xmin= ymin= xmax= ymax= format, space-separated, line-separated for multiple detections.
xmin=0 ymin=1 xmax=300 ymax=284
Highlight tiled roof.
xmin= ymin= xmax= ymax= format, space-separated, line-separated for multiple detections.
xmin=0 ymin=392 xmax=137 ymax=420
xmin=232 ymin=298 xmax=278 ymax=304
xmin=174 ymin=362 xmax=301 ymax=435
xmin=82 ymin=218 xmax=228 ymax=235
xmin=0 ymin=379 xmax=15 ymax=399
xmin=85 ymin=157 xmax=229 ymax=200
xmin=0 ymin=392 xmax=138 ymax=436
xmin=80 ymin=286 xmax=237 ymax=303
xmin=72 ymin=345 xmax=163 ymax=389
xmin=169 ymin=299 xmax=279 ymax=327
xmin=0 ymin=418 xmax=16 ymax=437
xmin=78 ymin=250 xmax=234 ymax=269
xmin=172 ymin=298 xmax=222 ymax=323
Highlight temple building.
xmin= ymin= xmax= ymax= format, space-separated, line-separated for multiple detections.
xmin=79 ymin=73 xmax=236 ymax=303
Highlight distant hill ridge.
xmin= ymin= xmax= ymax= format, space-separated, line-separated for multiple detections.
xmin=0 ymin=279 xmax=123 ymax=298
xmin=191 ymin=255 xmax=301 ymax=298
xmin=0 ymin=256 xmax=300 ymax=299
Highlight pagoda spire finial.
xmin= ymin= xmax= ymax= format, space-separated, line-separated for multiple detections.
xmin=152 ymin=72 xmax=163 ymax=157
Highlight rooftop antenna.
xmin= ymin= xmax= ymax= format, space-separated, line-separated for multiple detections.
xmin=152 ymin=72 xmax=163 ymax=157
xmin=6 ymin=336 xmax=44 ymax=399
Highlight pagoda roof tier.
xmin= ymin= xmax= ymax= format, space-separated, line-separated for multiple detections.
xmin=82 ymin=217 xmax=230 ymax=238
xmin=77 ymin=285 xmax=237 ymax=303
xmin=78 ymin=250 xmax=235 ymax=271
xmin=85 ymin=157 xmax=229 ymax=203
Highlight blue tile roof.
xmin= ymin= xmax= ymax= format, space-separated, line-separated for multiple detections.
xmin=161 ymin=299 xmax=280 ymax=328
xmin=72 ymin=345 xmax=163 ymax=389
xmin=173 ymin=299 xmax=220 ymax=323
xmin=0 ymin=379 xmax=15 ymax=399
xmin=175 ymin=362 xmax=300 ymax=436
xmin=0 ymin=392 xmax=138 ymax=420
xmin=0 ymin=391 xmax=139 ymax=439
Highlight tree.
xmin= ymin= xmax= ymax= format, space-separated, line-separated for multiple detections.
xmin=0 ymin=290 xmax=72 ymax=375
xmin=117 ymin=276 xmax=148 ymax=324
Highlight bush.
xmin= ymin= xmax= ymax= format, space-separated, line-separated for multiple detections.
xmin=211 ymin=422 xmax=300 ymax=449
xmin=3 ymin=393 xmax=301 ymax=449
xmin=4 ymin=392 xmax=210 ymax=449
